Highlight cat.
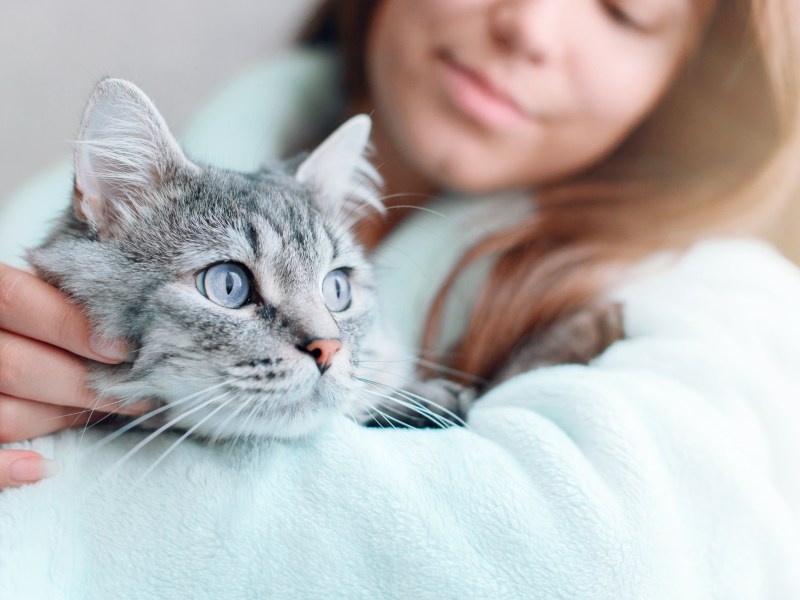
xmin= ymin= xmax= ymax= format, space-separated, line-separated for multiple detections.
xmin=28 ymin=78 xmax=416 ymax=441
xmin=27 ymin=78 xmax=624 ymax=442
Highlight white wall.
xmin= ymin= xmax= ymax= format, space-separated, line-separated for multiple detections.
xmin=0 ymin=0 xmax=319 ymax=203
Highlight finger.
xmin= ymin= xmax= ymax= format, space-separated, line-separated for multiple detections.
xmin=0 ymin=329 xmax=109 ymax=409
xmin=0 ymin=450 xmax=59 ymax=490
xmin=0 ymin=263 xmax=129 ymax=363
xmin=0 ymin=393 xmax=117 ymax=443
xmin=0 ymin=392 xmax=154 ymax=445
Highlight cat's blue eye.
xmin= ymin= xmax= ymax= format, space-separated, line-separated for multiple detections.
xmin=196 ymin=263 xmax=251 ymax=309
xmin=322 ymin=269 xmax=351 ymax=312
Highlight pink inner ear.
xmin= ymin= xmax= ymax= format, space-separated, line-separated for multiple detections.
xmin=72 ymin=185 xmax=110 ymax=233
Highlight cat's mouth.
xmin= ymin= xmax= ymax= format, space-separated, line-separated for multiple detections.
xmin=171 ymin=380 xmax=348 ymax=440
xmin=159 ymin=350 xmax=356 ymax=439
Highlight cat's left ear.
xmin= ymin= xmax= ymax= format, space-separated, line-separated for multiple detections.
xmin=295 ymin=115 xmax=384 ymax=226
xmin=73 ymin=78 xmax=198 ymax=236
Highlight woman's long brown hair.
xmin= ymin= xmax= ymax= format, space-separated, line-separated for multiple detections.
xmin=303 ymin=0 xmax=800 ymax=383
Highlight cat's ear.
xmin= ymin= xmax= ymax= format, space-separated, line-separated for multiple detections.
xmin=295 ymin=115 xmax=384 ymax=226
xmin=73 ymin=78 xmax=197 ymax=235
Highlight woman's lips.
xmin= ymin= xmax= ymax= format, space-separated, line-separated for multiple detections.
xmin=437 ymin=53 xmax=533 ymax=132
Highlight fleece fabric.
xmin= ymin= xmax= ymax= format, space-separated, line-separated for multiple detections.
xmin=0 ymin=48 xmax=798 ymax=599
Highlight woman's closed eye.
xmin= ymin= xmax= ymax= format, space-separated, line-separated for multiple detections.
xmin=602 ymin=0 xmax=646 ymax=31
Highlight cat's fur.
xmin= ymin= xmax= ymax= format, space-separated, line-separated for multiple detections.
xmin=28 ymin=79 xmax=398 ymax=440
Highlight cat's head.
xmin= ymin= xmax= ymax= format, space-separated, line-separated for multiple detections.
xmin=29 ymin=78 xmax=384 ymax=439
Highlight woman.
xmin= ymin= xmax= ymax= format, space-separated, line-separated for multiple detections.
xmin=0 ymin=0 xmax=798 ymax=596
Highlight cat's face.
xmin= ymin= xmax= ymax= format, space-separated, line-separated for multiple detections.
xmin=30 ymin=79 xmax=383 ymax=439
xmin=96 ymin=168 xmax=376 ymax=439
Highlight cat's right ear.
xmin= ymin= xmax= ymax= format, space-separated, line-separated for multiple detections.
xmin=73 ymin=78 xmax=198 ymax=235
xmin=295 ymin=115 xmax=384 ymax=227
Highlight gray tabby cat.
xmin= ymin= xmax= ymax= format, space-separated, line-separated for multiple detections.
xmin=28 ymin=78 xmax=420 ymax=440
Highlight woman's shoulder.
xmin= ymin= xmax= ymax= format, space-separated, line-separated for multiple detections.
xmin=628 ymin=237 xmax=800 ymax=289
xmin=613 ymin=237 xmax=800 ymax=339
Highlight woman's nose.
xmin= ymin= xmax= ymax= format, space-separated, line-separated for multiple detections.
xmin=488 ymin=0 xmax=565 ymax=64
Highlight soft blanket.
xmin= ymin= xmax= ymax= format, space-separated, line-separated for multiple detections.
xmin=1 ymin=49 xmax=798 ymax=599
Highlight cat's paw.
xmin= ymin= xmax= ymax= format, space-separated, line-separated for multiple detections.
xmin=364 ymin=378 xmax=475 ymax=429
xmin=491 ymin=301 xmax=624 ymax=387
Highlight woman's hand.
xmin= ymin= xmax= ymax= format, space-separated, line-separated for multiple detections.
xmin=0 ymin=263 xmax=146 ymax=489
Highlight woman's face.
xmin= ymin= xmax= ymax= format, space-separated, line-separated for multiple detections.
xmin=366 ymin=0 xmax=716 ymax=192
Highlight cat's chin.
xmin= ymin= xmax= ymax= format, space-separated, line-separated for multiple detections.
xmin=260 ymin=409 xmax=340 ymax=440
xmin=166 ymin=397 xmax=341 ymax=441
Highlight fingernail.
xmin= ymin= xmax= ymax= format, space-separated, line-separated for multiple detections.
xmin=117 ymin=399 xmax=155 ymax=415
xmin=90 ymin=335 xmax=130 ymax=362
xmin=9 ymin=457 xmax=60 ymax=483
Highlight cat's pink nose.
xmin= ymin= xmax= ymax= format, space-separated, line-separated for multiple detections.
xmin=304 ymin=339 xmax=342 ymax=375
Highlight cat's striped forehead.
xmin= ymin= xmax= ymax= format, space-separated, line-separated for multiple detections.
xmin=139 ymin=165 xmax=366 ymax=283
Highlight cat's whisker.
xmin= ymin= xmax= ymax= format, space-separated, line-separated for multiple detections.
xmin=355 ymin=366 xmax=465 ymax=426
xmin=350 ymin=394 xmax=388 ymax=428
xmin=391 ymin=385 xmax=469 ymax=429
xmin=239 ymin=396 xmax=268 ymax=443
xmin=209 ymin=394 xmax=256 ymax=444
xmin=350 ymin=193 xmax=440 ymax=227
xmin=354 ymin=392 xmax=426 ymax=429
xmin=358 ymin=386 xmax=453 ymax=429
xmin=336 ymin=169 xmax=441 ymax=235
xmin=219 ymin=395 xmax=266 ymax=460
xmin=333 ymin=158 xmax=386 ymax=226
xmin=406 ymin=357 xmax=488 ymax=385
xmin=358 ymin=379 xmax=441 ymax=422
xmin=390 ymin=390 xmax=459 ymax=429
xmin=102 ymin=391 xmax=231 ymax=481
xmin=355 ymin=364 xmax=419 ymax=384
xmin=357 ymin=376 xmax=468 ymax=429
xmin=356 ymin=353 xmax=487 ymax=386
xmin=75 ymin=396 xmax=140 ymax=447
xmin=354 ymin=356 xmax=419 ymax=366
xmin=384 ymin=393 xmax=455 ymax=429
xmin=351 ymin=396 xmax=380 ymax=427
xmin=342 ymin=190 xmax=447 ymax=239
xmin=379 ymin=203 xmax=449 ymax=220
xmin=343 ymin=403 xmax=364 ymax=427
xmin=339 ymin=197 xmax=379 ymax=229
xmin=84 ymin=378 xmax=241 ymax=454
xmin=361 ymin=183 xmax=437 ymax=210
xmin=375 ymin=192 xmax=438 ymax=204
xmin=358 ymin=375 xmax=451 ymax=419
xmin=75 ymin=405 xmax=137 ymax=433
xmin=352 ymin=395 xmax=409 ymax=430
xmin=133 ymin=393 xmax=235 ymax=486
xmin=46 ymin=397 xmax=132 ymax=422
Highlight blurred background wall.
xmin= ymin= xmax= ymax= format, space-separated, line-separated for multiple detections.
xmin=0 ymin=0 xmax=319 ymax=204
